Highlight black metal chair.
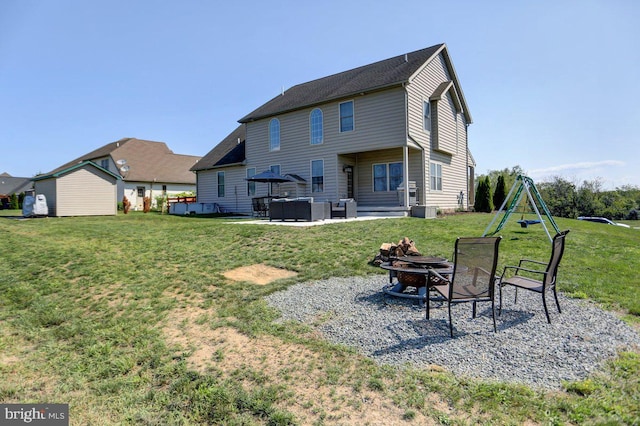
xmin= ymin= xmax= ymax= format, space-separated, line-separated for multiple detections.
xmin=426 ymin=236 xmax=502 ymax=337
xmin=252 ymin=197 xmax=269 ymax=217
xmin=498 ymin=230 xmax=569 ymax=323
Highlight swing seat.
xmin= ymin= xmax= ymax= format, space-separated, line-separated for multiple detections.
xmin=517 ymin=219 xmax=541 ymax=228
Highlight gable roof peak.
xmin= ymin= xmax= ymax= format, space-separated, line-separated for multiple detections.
xmin=239 ymin=43 xmax=446 ymax=123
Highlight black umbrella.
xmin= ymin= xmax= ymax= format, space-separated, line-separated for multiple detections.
xmin=246 ymin=170 xmax=293 ymax=196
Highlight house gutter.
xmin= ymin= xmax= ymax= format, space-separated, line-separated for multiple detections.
xmin=466 ymin=122 xmax=470 ymax=209
xmin=403 ymin=84 xmax=410 ymax=208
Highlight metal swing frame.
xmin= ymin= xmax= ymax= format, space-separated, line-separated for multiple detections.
xmin=483 ymin=175 xmax=560 ymax=243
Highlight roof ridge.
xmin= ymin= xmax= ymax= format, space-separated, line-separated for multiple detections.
xmin=287 ymin=43 xmax=445 ymax=91
xmin=239 ymin=43 xmax=446 ymax=123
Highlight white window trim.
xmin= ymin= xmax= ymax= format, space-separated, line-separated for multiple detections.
xmin=339 ymin=100 xmax=355 ymax=133
xmin=372 ymin=162 xmax=403 ymax=192
xmin=269 ymin=164 xmax=281 ymax=194
xmin=430 ymin=162 xmax=443 ymax=192
xmin=246 ymin=167 xmax=256 ymax=196
xmin=269 ymin=118 xmax=280 ymax=151
xmin=423 ymin=99 xmax=431 ymax=133
xmin=310 ymin=108 xmax=323 ymax=145
xmin=310 ymin=159 xmax=324 ymax=193
xmin=217 ymin=171 xmax=225 ymax=197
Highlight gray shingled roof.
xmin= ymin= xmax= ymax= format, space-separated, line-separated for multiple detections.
xmin=43 ymin=138 xmax=201 ymax=184
xmin=191 ymin=125 xmax=246 ymax=172
xmin=0 ymin=175 xmax=33 ymax=196
xmin=239 ymin=44 xmax=446 ymax=123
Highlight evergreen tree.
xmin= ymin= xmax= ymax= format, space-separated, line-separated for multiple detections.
xmin=10 ymin=193 xmax=19 ymax=209
xmin=493 ymin=175 xmax=507 ymax=210
xmin=475 ymin=176 xmax=493 ymax=213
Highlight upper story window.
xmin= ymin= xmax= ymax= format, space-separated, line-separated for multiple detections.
xmin=311 ymin=160 xmax=324 ymax=193
xmin=423 ymin=101 xmax=431 ymax=132
xmin=310 ymin=108 xmax=323 ymax=145
xmin=269 ymin=118 xmax=280 ymax=151
xmin=100 ymin=159 xmax=109 ymax=170
xmin=373 ymin=162 xmax=403 ymax=192
xmin=217 ymin=171 xmax=225 ymax=197
xmin=246 ymin=168 xmax=256 ymax=196
xmin=339 ymin=101 xmax=354 ymax=132
xmin=430 ymin=162 xmax=442 ymax=191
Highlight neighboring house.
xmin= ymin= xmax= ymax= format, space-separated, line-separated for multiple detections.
xmin=193 ymin=43 xmax=475 ymax=215
xmin=42 ymin=138 xmax=201 ymax=212
xmin=0 ymin=173 xmax=33 ymax=207
xmin=33 ymin=161 xmax=120 ymax=216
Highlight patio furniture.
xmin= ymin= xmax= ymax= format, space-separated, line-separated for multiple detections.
xmin=269 ymin=198 xmax=326 ymax=221
xmin=380 ymin=256 xmax=453 ymax=304
xmin=426 ymin=236 xmax=502 ymax=337
xmin=252 ymin=197 xmax=270 ymax=217
xmin=498 ymin=230 xmax=569 ymax=323
xmin=329 ymin=199 xmax=357 ymax=219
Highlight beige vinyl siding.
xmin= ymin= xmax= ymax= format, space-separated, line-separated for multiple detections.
xmin=356 ymin=148 xmax=422 ymax=206
xmin=244 ymin=88 xmax=407 ymax=203
xmin=427 ymin=146 xmax=468 ymax=211
xmin=434 ymin=92 xmax=459 ymax=155
xmin=406 ymin=52 xmax=469 ymax=211
xmin=407 ymin=53 xmax=452 ymax=150
xmin=56 ymin=167 xmax=117 ymax=216
xmin=34 ymin=166 xmax=118 ymax=217
xmin=196 ymin=167 xmax=252 ymax=213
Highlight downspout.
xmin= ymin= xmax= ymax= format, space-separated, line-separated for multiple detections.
xmin=403 ymin=84 xmax=410 ymax=208
xmin=465 ymin=122 xmax=470 ymax=209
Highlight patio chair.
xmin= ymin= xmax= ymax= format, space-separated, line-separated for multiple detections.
xmin=426 ymin=236 xmax=502 ymax=337
xmin=329 ymin=199 xmax=357 ymax=219
xmin=498 ymin=230 xmax=569 ymax=323
xmin=252 ymin=197 xmax=269 ymax=217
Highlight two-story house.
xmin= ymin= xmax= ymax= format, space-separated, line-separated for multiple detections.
xmin=192 ymin=43 xmax=475 ymax=216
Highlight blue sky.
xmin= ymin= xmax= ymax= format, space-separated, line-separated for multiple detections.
xmin=1 ymin=1 xmax=638 ymax=189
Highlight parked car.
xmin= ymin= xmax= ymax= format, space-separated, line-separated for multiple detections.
xmin=577 ymin=216 xmax=631 ymax=228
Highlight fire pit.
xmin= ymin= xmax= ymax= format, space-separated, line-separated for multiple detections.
xmin=379 ymin=256 xmax=451 ymax=304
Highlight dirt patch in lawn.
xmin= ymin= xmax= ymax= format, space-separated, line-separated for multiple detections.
xmin=223 ymin=263 xmax=297 ymax=285
xmin=162 ymin=288 xmax=435 ymax=425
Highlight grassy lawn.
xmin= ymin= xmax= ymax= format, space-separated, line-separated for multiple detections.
xmin=0 ymin=211 xmax=638 ymax=425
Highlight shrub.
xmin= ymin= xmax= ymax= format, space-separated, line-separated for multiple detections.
xmin=475 ymin=177 xmax=493 ymax=213
xmin=493 ymin=175 xmax=507 ymax=210
xmin=9 ymin=193 xmax=19 ymax=209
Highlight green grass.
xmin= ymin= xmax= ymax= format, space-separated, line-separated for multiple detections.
xmin=0 ymin=211 xmax=638 ymax=424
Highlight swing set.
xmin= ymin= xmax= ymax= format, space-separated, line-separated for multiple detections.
xmin=483 ymin=175 xmax=561 ymax=242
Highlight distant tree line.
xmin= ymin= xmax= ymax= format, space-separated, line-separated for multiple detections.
xmin=475 ymin=166 xmax=640 ymax=220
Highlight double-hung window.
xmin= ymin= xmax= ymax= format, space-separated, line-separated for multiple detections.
xmin=311 ymin=160 xmax=324 ymax=193
xmin=339 ymin=101 xmax=354 ymax=132
xmin=373 ymin=162 xmax=403 ymax=191
xmin=310 ymin=108 xmax=323 ymax=145
xmin=217 ymin=171 xmax=225 ymax=197
xmin=423 ymin=100 xmax=431 ymax=132
xmin=269 ymin=165 xmax=280 ymax=194
xmin=430 ymin=162 xmax=442 ymax=191
xmin=246 ymin=168 xmax=256 ymax=196
xmin=269 ymin=118 xmax=280 ymax=151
